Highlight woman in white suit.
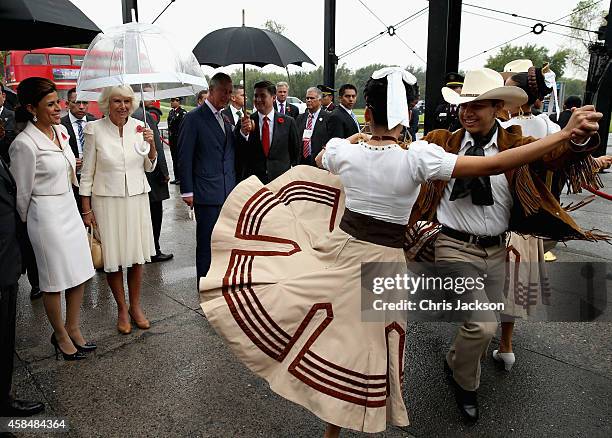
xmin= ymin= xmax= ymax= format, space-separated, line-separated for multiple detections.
xmin=10 ymin=77 xmax=95 ymax=360
xmin=80 ymin=85 xmax=157 ymax=334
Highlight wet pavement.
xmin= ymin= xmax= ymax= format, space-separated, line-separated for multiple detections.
xmin=10 ymin=144 xmax=612 ymax=438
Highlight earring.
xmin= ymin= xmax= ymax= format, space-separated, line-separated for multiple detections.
xmin=32 ymin=114 xmax=38 ymax=123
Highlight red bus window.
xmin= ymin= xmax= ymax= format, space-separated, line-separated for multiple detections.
xmin=49 ymin=54 xmax=71 ymax=65
xmin=23 ymin=54 xmax=47 ymax=65
xmin=72 ymin=55 xmax=84 ymax=66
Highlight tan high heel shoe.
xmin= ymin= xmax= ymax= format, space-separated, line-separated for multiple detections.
xmin=117 ymin=316 xmax=132 ymax=335
xmin=128 ymin=309 xmax=150 ymax=330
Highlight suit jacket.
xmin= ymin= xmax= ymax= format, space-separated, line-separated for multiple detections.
xmin=80 ymin=117 xmax=156 ymax=198
xmin=274 ymin=101 xmax=300 ymax=119
xmin=9 ymin=122 xmax=79 ymax=222
xmin=133 ymin=108 xmax=170 ymax=202
xmin=0 ymin=156 xmax=21 ymax=287
xmin=59 ymin=112 xmax=97 ymax=159
xmin=235 ymin=111 xmax=299 ymax=184
xmin=0 ymin=107 xmax=16 ymax=164
xmin=221 ymin=106 xmax=241 ymax=126
xmin=408 ymin=126 xmax=601 ymax=242
xmin=296 ymin=109 xmax=331 ymax=165
xmin=327 ymin=106 xmax=359 ymax=139
xmin=178 ymin=104 xmax=236 ymax=206
xmin=323 ymin=102 xmax=336 ymax=112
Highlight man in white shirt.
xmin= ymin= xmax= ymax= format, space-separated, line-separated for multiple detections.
xmin=60 ymin=88 xmax=97 ymax=210
xmin=221 ymin=85 xmax=245 ymax=126
xmin=273 ymin=81 xmax=299 ymax=119
xmin=296 ymin=87 xmax=330 ymax=166
xmin=408 ymin=68 xmax=601 ymax=424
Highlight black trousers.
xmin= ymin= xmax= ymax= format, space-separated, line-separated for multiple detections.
xmin=21 ymin=227 xmax=39 ymax=290
xmin=194 ymin=204 xmax=222 ymax=279
xmin=0 ymin=284 xmax=17 ymax=404
xmin=149 ymin=200 xmax=163 ymax=254
xmin=169 ymin=141 xmax=179 ymax=181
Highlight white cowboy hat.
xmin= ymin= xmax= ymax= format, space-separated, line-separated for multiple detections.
xmin=441 ymin=68 xmax=527 ymax=108
xmin=501 ymin=59 xmax=534 ymax=80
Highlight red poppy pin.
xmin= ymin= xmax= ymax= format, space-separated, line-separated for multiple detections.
xmin=61 ymin=132 xmax=68 ymax=141
xmin=136 ymin=125 xmax=145 ymax=133
xmin=278 ymin=117 xmax=285 ymax=124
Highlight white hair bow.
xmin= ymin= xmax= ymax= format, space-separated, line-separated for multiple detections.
xmin=371 ymin=67 xmax=417 ymax=130
xmin=542 ymin=65 xmax=559 ymax=115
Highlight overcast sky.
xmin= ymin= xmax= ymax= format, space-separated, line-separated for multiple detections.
xmin=69 ymin=0 xmax=602 ymax=79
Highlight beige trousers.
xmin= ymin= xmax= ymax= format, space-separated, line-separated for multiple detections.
xmin=435 ymin=233 xmax=507 ymax=391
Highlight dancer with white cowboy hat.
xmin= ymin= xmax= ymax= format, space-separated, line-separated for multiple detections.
xmin=199 ymin=66 xmax=601 ymax=436
xmin=408 ymin=67 xmax=602 ymax=424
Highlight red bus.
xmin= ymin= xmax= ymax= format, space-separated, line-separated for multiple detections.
xmin=3 ymin=47 xmax=104 ymax=118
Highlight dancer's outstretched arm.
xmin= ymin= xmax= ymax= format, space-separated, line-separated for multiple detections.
xmin=452 ymin=105 xmax=601 ymax=178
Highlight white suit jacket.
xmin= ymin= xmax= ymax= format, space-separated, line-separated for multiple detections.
xmin=79 ymin=116 xmax=156 ymax=197
xmin=9 ymin=122 xmax=78 ymax=222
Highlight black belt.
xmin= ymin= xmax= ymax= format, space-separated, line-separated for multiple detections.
xmin=339 ymin=208 xmax=406 ymax=248
xmin=440 ymin=225 xmax=507 ymax=248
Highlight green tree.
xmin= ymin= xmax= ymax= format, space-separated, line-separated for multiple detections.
xmin=565 ymin=0 xmax=606 ymax=74
xmin=485 ymin=44 xmax=570 ymax=77
xmin=560 ymin=77 xmax=586 ymax=99
xmin=263 ymin=20 xmax=286 ymax=34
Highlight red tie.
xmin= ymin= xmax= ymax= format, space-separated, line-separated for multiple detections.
xmin=262 ymin=116 xmax=270 ymax=157
xmin=303 ymin=113 xmax=313 ymax=158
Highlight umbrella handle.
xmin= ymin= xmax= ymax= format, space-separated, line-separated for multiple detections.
xmin=134 ymin=141 xmax=151 ymax=156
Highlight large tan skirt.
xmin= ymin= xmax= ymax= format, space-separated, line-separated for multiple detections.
xmin=503 ymin=233 xmax=550 ymax=318
xmin=200 ymin=166 xmax=409 ymax=433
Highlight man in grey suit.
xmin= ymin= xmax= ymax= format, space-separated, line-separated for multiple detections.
xmin=296 ymin=87 xmax=330 ymax=166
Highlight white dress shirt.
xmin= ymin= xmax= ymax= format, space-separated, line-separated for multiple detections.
xmin=241 ymin=109 xmax=275 ymax=141
xmin=229 ymin=104 xmax=242 ymax=125
xmin=323 ymin=138 xmax=457 ymax=225
xmin=205 ymin=99 xmax=226 ymax=133
xmin=437 ymin=129 xmax=513 ymax=236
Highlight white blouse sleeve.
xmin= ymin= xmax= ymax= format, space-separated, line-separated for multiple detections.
xmin=322 ymin=138 xmax=348 ymax=175
xmin=8 ymin=139 xmax=36 ymax=222
xmin=538 ymin=114 xmax=561 ymax=135
xmin=405 ymin=140 xmax=458 ymax=185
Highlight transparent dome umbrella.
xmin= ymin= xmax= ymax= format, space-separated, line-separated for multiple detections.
xmin=76 ymin=22 xmax=208 ymax=155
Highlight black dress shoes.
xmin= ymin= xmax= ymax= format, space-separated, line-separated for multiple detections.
xmin=0 ymin=397 xmax=45 ymax=417
xmin=444 ymin=360 xmax=479 ymax=423
xmin=150 ymin=252 xmax=174 ymax=263
xmin=29 ymin=287 xmax=42 ymax=300
xmin=170 ymin=179 xmax=180 ymax=185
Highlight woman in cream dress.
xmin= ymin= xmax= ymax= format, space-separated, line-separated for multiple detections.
xmin=10 ymin=77 xmax=94 ymax=360
xmin=80 ymin=85 xmax=157 ymax=335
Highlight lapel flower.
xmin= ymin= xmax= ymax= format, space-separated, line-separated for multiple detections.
xmin=222 ymin=114 xmax=232 ymax=124
xmin=277 ymin=117 xmax=285 ymax=124
xmin=61 ymin=132 xmax=68 ymax=141
xmin=136 ymin=125 xmax=145 ymax=133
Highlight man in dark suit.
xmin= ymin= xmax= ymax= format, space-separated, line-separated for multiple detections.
xmin=60 ymin=87 xmax=97 ymax=212
xmin=318 ymin=84 xmax=336 ymax=112
xmin=0 ymin=85 xmax=16 ymax=164
xmin=133 ymin=99 xmax=173 ymax=263
xmin=221 ymin=85 xmax=245 ymax=126
xmin=273 ymin=81 xmax=300 ymax=119
xmin=327 ymin=83 xmax=359 ymax=139
xmin=0 ymin=156 xmax=45 ymax=417
xmin=296 ymin=87 xmax=331 ymax=166
xmin=168 ymin=97 xmax=187 ymax=184
xmin=431 ymin=72 xmax=464 ymax=133
xmin=237 ymin=80 xmax=299 ymax=184
xmin=178 ymin=73 xmax=236 ymax=280
xmin=550 ymin=95 xmax=581 ymax=129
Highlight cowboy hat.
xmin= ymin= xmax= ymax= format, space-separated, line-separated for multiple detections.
xmin=441 ymin=68 xmax=527 ymax=108
xmin=501 ymin=59 xmax=534 ymax=80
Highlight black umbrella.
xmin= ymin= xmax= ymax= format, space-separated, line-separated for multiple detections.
xmin=193 ymin=25 xmax=314 ymax=110
xmin=0 ymin=0 xmax=101 ymax=50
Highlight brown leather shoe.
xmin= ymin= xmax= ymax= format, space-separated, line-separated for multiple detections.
xmin=128 ymin=309 xmax=151 ymax=330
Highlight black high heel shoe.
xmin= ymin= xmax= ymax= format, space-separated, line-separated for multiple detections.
xmin=69 ymin=336 xmax=97 ymax=353
xmin=50 ymin=334 xmax=86 ymax=361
